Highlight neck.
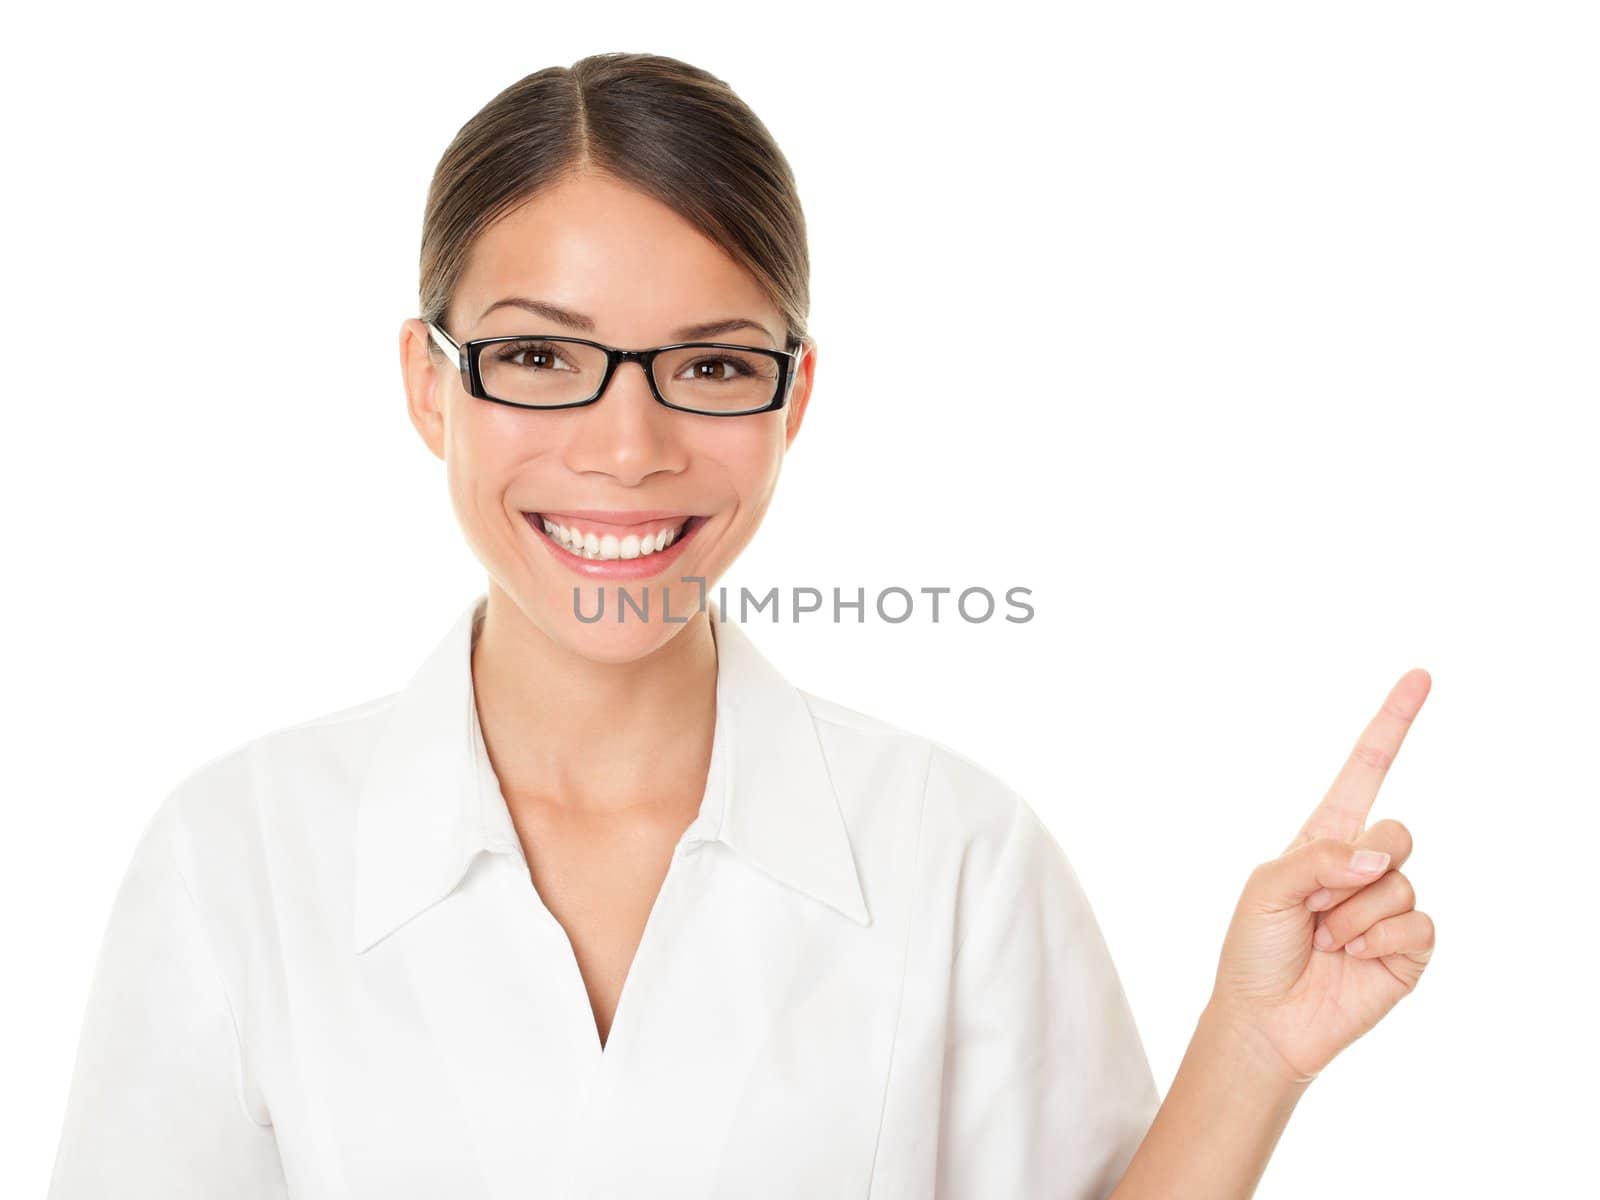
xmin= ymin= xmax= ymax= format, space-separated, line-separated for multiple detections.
xmin=470 ymin=583 xmax=718 ymax=818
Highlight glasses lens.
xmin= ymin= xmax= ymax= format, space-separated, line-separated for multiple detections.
xmin=653 ymin=345 xmax=781 ymax=414
xmin=479 ymin=338 xmax=609 ymax=407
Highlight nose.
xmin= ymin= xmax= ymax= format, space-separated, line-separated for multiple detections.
xmin=561 ymin=357 xmax=689 ymax=487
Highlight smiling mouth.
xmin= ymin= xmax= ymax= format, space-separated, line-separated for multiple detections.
xmin=526 ymin=512 xmax=703 ymax=561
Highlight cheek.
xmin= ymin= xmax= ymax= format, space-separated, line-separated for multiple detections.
xmin=446 ymin=403 xmax=541 ymax=494
xmin=700 ymin=419 xmax=786 ymax=504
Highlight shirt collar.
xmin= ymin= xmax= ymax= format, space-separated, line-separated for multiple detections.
xmin=352 ymin=592 xmax=871 ymax=954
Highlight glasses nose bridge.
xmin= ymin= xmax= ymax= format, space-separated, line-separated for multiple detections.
xmin=598 ymin=347 xmax=661 ymax=404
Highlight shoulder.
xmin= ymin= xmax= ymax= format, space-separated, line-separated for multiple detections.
xmin=796 ymin=685 xmax=1035 ymax=861
xmin=794 ymin=687 xmax=1094 ymax=972
xmin=156 ymin=690 xmax=400 ymax=893
xmin=167 ymin=690 xmax=397 ymax=811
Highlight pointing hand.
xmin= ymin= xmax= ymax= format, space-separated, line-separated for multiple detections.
xmin=1207 ymin=669 xmax=1437 ymax=1085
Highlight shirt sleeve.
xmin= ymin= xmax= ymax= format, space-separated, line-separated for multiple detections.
xmin=937 ymin=794 xmax=1160 ymax=1200
xmin=48 ymin=797 xmax=288 ymax=1199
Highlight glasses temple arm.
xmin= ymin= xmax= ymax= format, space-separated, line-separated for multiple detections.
xmin=425 ymin=321 xmax=462 ymax=361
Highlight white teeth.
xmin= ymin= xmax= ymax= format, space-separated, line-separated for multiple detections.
xmin=535 ymin=515 xmax=688 ymax=560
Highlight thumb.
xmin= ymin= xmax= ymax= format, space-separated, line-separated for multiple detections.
xmin=1250 ymin=836 xmax=1391 ymax=912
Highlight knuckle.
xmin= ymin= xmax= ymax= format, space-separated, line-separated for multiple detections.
xmin=1373 ymin=817 xmax=1414 ymax=859
xmin=1415 ymin=910 xmax=1436 ymax=946
xmin=1388 ymin=870 xmax=1416 ymax=909
xmin=1349 ymin=740 xmax=1395 ymax=773
xmin=1380 ymin=696 xmax=1416 ymax=726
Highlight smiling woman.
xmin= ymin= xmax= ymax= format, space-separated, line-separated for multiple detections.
xmin=45 ymin=49 xmax=1435 ymax=1200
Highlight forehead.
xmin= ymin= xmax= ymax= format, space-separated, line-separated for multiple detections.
xmin=453 ymin=172 xmax=777 ymax=339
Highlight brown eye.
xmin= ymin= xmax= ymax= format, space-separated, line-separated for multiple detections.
xmin=495 ymin=341 xmax=574 ymax=371
xmin=682 ymin=355 xmax=754 ymax=382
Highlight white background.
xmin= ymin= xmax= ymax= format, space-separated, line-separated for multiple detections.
xmin=4 ymin=1 xmax=1595 ymax=1194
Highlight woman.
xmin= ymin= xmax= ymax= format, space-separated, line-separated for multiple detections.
xmin=48 ymin=53 xmax=1435 ymax=1199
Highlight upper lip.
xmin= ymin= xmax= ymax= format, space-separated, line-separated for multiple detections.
xmin=532 ymin=509 xmax=695 ymax=524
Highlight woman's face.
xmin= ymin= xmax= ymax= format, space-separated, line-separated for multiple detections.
xmin=399 ymin=170 xmax=814 ymax=664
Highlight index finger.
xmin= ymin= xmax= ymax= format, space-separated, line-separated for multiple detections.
xmin=1287 ymin=667 xmax=1432 ymax=853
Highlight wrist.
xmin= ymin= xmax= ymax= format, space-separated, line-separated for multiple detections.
xmin=1111 ymin=1001 xmax=1312 ymax=1197
xmin=1198 ymin=1000 xmax=1318 ymax=1096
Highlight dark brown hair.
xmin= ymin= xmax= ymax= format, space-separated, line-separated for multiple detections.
xmin=419 ymin=53 xmax=810 ymax=352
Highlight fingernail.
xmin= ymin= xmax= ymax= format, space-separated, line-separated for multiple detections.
xmin=1347 ymin=935 xmax=1367 ymax=953
xmin=1314 ymin=924 xmax=1334 ymax=950
xmin=1349 ymin=850 xmax=1390 ymax=874
xmin=1306 ymin=887 xmax=1332 ymax=910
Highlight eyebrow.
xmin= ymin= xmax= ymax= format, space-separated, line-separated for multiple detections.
xmin=475 ymin=296 xmax=779 ymax=346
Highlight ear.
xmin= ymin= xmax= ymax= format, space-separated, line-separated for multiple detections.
xmin=399 ymin=318 xmax=447 ymax=462
xmin=782 ymin=336 xmax=816 ymax=451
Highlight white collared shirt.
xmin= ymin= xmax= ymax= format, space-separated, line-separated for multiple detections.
xmin=49 ymin=593 xmax=1158 ymax=1198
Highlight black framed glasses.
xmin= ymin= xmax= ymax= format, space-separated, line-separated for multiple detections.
xmin=425 ymin=321 xmax=802 ymax=416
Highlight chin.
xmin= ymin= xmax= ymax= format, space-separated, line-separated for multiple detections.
xmin=529 ymin=584 xmax=711 ymax=665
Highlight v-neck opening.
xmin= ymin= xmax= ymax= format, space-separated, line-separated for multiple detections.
xmin=579 ymin=836 xmax=699 ymax=1066
xmin=465 ymin=604 xmax=733 ymax=1086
